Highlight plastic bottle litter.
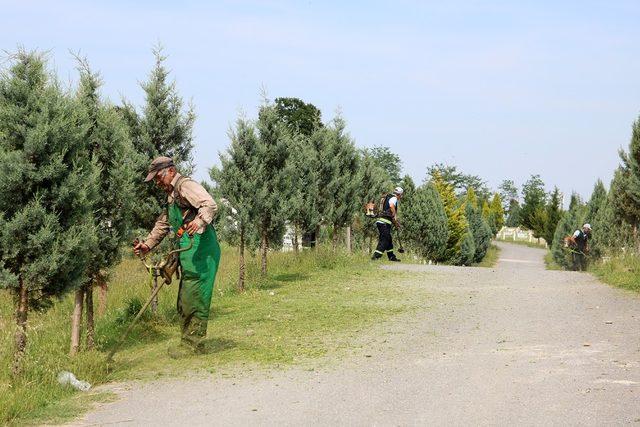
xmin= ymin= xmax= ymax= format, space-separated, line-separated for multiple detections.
xmin=57 ymin=371 xmax=91 ymax=391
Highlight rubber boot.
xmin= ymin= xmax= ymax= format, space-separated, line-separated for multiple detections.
xmin=371 ymin=251 xmax=383 ymax=261
xmin=387 ymin=251 xmax=401 ymax=262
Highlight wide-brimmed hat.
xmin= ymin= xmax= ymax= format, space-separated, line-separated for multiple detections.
xmin=144 ymin=156 xmax=174 ymax=182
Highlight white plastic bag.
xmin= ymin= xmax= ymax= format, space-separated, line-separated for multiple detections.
xmin=57 ymin=371 xmax=91 ymax=391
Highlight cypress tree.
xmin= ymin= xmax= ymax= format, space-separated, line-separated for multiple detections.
xmin=505 ymin=199 xmax=521 ymax=227
xmin=585 ymin=180 xmax=606 ymax=224
xmin=490 ymin=193 xmax=505 ymax=231
xmin=465 ymin=188 xmax=492 ymax=263
xmin=69 ymin=59 xmax=136 ymax=354
xmin=211 ymin=115 xmax=260 ymax=290
xmin=287 ymin=132 xmax=322 ymax=252
xmin=319 ymin=114 xmax=360 ymax=249
xmin=255 ymin=102 xmax=290 ymax=274
xmin=520 ymin=175 xmax=546 ymax=230
xmin=126 ymin=46 xmax=196 ymax=230
xmin=402 ymin=183 xmax=449 ymax=261
xmin=432 ymin=172 xmax=470 ymax=265
xmin=0 ymin=51 xmax=98 ymax=374
xmin=542 ymin=187 xmax=562 ymax=246
xmin=481 ymin=200 xmax=497 ymax=235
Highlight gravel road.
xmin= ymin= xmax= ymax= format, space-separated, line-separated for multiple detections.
xmin=68 ymin=242 xmax=640 ymax=426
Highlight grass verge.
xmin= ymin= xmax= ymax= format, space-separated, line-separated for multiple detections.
xmin=473 ymin=244 xmax=500 ymax=268
xmin=0 ymin=245 xmax=426 ymax=425
xmin=544 ymin=252 xmax=563 ymax=270
xmin=589 ymin=254 xmax=640 ymax=292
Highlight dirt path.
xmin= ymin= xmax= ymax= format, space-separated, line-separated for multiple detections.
xmin=68 ymin=242 xmax=640 ymax=426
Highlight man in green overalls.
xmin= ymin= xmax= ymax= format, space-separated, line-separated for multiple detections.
xmin=133 ymin=156 xmax=221 ymax=358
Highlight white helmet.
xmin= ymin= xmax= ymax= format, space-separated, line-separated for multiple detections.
xmin=394 ymin=186 xmax=404 ymax=196
xmin=583 ymin=223 xmax=592 ymax=230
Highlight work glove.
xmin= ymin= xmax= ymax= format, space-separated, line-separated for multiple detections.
xmin=133 ymin=239 xmax=150 ymax=256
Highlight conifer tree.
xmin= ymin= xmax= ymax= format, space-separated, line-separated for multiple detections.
xmin=542 ymin=187 xmax=562 ymax=246
xmin=69 ymin=59 xmax=136 ymax=354
xmin=319 ymin=114 xmax=360 ymax=249
xmin=432 ymin=172 xmax=470 ymax=265
xmin=481 ymin=200 xmax=497 ymax=235
xmin=520 ymin=174 xmax=546 ymax=230
xmin=287 ymin=132 xmax=322 ymax=252
xmin=591 ymin=188 xmax=634 ymax=256
xmin=211 ymin=115 xmax=260 ymax=290
xmin=402 ymin=183 xmax=449 ymax=261
xmin=585 ymin=180 xmax=606 ymax=225
xmin=505 ymin=200 xmax=521 ymax=227
xmin=465 ymin=188 xmax=492 ymax=262
xmin=490 ymin=193 xmax=505 ymax=231
xmin=255 ymin=102 xmax=290 ymax=274
xmin=0 ymin=51 xmax=98 ymax=374
xmin=125 ymin=46 xmax=196 ymax=230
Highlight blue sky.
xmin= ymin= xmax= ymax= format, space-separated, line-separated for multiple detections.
xmin=3 ymin=0 xmax=640 ymax=202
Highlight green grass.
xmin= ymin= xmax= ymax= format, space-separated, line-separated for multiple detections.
xmin=472 ymin=244 xmax=500 ymax=267
xmin=495 ymin=238 xmax=547 ymax=249
xmin=589 ymin=254 xmax=640 ymax=292
xmin=0 ymin=245 xmax=426 ymax=425
xmin=544 ymin=252 xmax=563 ymax=270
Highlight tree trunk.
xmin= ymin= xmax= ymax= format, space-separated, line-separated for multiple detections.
xmin=346 ymin=225 xmax=352 ymax=253
xmin=85 ymin=284 xmax=95 ymax=351
xmin=332 ymin=226 xmax=340 ymax=250
xmin=293 ymin=225 xmax=299 ymax=254
xmin=12 ymin=277 xmax=28 ymax=377
xmin=261 ymin=232 xmax=268 ymax=276
xmin=238 ymin=228 xmax=246 ymax=292
xmin=70 ymin=288 xmax=84 ymax=356
xmin=97 ymin=275 xmax=108 ymax=316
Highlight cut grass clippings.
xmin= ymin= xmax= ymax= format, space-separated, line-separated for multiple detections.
xmin=0 ymin=245 xmax=427 ymax=425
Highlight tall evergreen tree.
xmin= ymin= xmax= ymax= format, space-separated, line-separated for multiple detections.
xmin=211 ymin=115 xmax=260 ymax=290
xmin=254 ymin=102 xmax=290 ymax=274
xmin=498 ymin=179 xmax=518 ymax=213
xmin=319 ymin=114 xmax=360 ymax=249
xmin=505 ymin=199 xmax=521 ymax=227
xmin=585 ymin=180 xmax=606 ymax=225
xmin=287 ymin=132 xmax=322 ymax=252
xmin=432 ymin=172 xmax=470 ymax=265
xmin=427 ymin=163 xmax=489 ymax=199
xmin=125 ymin=46 xmax=196 ymax=230
xmin=490 ymin=193 xmax=505 ymax=231
xmin=542 ymin=187 xmax=562 ymax=246
xmin=0 ymin=51 xmax=98 ymax=374
xmin=465 ymin=188 xmax=492 ymax=263
xmin=69 ymin=59 xmax=136 ymax=354
xmin=402 ymin=183 xmax=449 ymax=261
xmin=520 ymin=174 xmax=546 ymax=230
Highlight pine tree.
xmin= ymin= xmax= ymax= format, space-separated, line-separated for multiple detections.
xmin=402 ymin=183 xmax=449 ymax=261
xmin=481 ymin=200 xmax=497 ymax=235
xmin=585 ymin=180 xmax=606 ymax=226
xmin=0 ymin=51 xmax=98 ymax=374
xmin=432 ymin=172 xmax=470 ymax=265
xmin=542 ymin=187 xmax=562 ymax=246
xmin=591 ymin=187 xmax=634 ymax=256
xmin=318 ymin=114 xmax=360 ymax=249
xmin=69 ymin=58 xmax=136 ymax=354
xmin=254 ymin=102 xmax=290 ymax=274
xmin=520 ymin=174 xmax=546 ymax=230
xmin=126 ymin=46 xmax=196 ymax=230
xmin=465 ymin=188 xmax=492 ymax=263
xmin=211 ymin=115 xmax=260 ymax=290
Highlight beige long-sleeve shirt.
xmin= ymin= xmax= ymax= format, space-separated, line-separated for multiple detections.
xmin=144 ymin=173 xmax=218 ymax=249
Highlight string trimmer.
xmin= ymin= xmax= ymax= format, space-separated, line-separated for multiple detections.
xmin=396 ymin=228 xmax=405 ymax=253
xmin=106 ymin=236 xmax=193 ymax=363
